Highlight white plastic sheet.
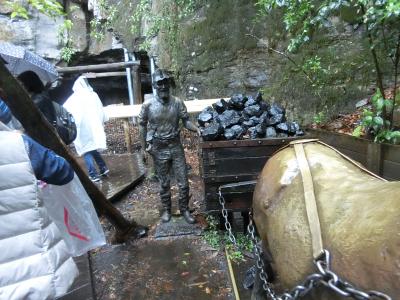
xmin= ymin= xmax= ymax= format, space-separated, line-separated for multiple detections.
xmin=40 ymin=175 xmax=106 ymax=256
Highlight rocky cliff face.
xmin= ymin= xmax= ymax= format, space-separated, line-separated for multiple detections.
xmin=1 ymin=0 xmax=377 ymax=123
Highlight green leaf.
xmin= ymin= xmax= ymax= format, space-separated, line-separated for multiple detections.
xmin=373 ymin=116 xmax=384 ymax=126
xmin=375 ymin=98 xmax=384 ymax=111
xmin=352 ymin=126 xmax=363 ymax=137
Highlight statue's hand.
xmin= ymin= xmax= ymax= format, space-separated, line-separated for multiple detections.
xmin=197 ymin=128 xmax=201 ymax=136
xmin=145 ymin=143 xmax=152 ymax=152
xmin=141 ymin=149 xmax=148 ymax=163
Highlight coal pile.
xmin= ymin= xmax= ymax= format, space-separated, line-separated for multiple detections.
xmin=198 ymin=93 xmax=304 ymax=141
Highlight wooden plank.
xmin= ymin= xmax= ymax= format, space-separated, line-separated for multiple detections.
xmin=366 ymin=142 xmax=382 ymax=174
xmin=203 ymin=146 xmax=282 ymax=161
xmin=83 ymin=71 xmax=126 ymax=78
xmin=104 ymin=98 xmax=227 ymax=118
xmin=200 ymin=136 xmax=301 ymax=149
xmin=203 ymin=156 xmax=269 ymax=179
xmin=123 ymin=119 xmax=133 ymax=153
xmin=204 ymin=173 xmax=260 ymax=184
xmin=57 ymin=254 xmax=94 ymax=300
xmin=381 ymin=160 xmax=400 ymax=181
xmin=381 ymin=143 xmax=400 ymax=163
xmin=132 ymin=67 xmax=143 ymax=104
xmin=57 ymin=61 xmax=139 ymax=74
xmin=308 ymin=129 xmax=369 ymax=153
xmin=335 ymin=147 xmax=368 ymax=166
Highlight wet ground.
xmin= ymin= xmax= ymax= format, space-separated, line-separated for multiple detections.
xmin=92 ymin=237 xmax=235 ymax=300
xmin=76 ymin=153 xmax=145 ymax=201
xmin=90 ymin=148 xmax=255 ymax=300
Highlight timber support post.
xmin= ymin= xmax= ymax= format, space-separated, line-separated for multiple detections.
xmin=0 ymin=62 xmax=139 ymax=241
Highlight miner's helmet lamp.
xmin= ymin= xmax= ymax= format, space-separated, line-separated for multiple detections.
xmin=152 ymin=69 xmax=171 ymax=89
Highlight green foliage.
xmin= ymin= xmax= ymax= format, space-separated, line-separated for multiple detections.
xmin=129 ymin=0 xmax=200 ymax=69
xmin=257 ymin=0 xmax=400 ymax=140
xmin=57 ymin=19 xmax=75 ymax=63
xmin=89 ymin=0 xmax=118 ymax=42
xmin=202 ymin=215 xmax=253 ymax=263
xmin=313 ymin=110 xmax=326 ymax=125
xmin=8 ymin=0 xmax=77 ymax=63
xmin=353 ymin=91 xmax=400 ymax=144
xmin=7 ymin=0 xmax=64 ymax=19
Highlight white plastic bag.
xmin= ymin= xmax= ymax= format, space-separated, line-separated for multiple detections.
xmin=39 ymin=175 xmax=106 ymax=256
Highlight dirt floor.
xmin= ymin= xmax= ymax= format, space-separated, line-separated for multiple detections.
xmin=91 ymin=146 xmax=254 ymax=300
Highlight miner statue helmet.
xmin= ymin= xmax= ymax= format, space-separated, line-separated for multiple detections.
xmin=153 ymin=69 xmax=171 ymax=101
xmin=152 ymin=69 xmax=171 ymax=89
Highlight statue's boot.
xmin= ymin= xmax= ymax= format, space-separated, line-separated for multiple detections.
xmin=161 ymin=209 xmax=171 ymax=223
xmin=182 ymin=210 xmax=195 ymax=224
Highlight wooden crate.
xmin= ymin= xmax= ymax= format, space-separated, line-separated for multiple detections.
xmin=199 ymin=137 xmax=303 ymax=213
xmin=308 ymin=129 xmax=400 ymax=181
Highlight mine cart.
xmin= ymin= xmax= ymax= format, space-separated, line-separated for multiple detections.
xmin=199 ymin=137 xmax=303 ymax=222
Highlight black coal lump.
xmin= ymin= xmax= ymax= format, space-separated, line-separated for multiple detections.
xmin=247 ymin=126 xmax=258 ymax=139
xmin=259 ymin=100 xmax=270 ymax=112
xmin=244 ymin=96 xmax=257 ymax=107
xmin=276 ymin=122 xmax=289 ymax=133
xmin=198 ymin=111 xmax=213 ymax=126
xmin=212 ymin=99 xmax=229 ymax=113
xmin=255 ymin=92 xmax=263 ymax=103
xmin=243 ymin=104 xmax=262 ymax=117
xmin=268 ymin=103 xmax=285 ymax=116
xmin=265 ymin=126 xmax=277 ymax=138
xmin=287 ymin=122 xmax=300 ymax=135
xmin=231 ymin=124 xmax=245 ymax=139
xmin=201 ymin=123 xmax=221 ymax=141
xmin=268 ymin=114 xmax=285 ymax=126
xmin=255 ymin=122 xmax=266 ymax=136
xmin=230 ymin=94 xmax=247 ymax=110
xmin=216 ymin=110 xmax=241 ymax=128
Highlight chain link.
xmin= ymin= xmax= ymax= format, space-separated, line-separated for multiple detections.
xmin=217 ymin=187 xmax=392 ymax=300
xmin=246 ymin=214 xmax=392 ymax=300
xmin=218 ymin=189 xmax=237 ymax=246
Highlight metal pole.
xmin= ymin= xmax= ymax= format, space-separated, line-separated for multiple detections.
xmin=150 ymin=56 xmax=156 ymax=97
xmin=124 ymin=48 xmax=134 ymax=107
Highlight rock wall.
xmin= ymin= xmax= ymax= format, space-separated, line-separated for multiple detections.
xmin=0 ymin=0 xmax=383 ymax=123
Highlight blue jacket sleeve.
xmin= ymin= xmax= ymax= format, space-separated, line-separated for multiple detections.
xmin=0 ymin=98 xmax=12 ymax=124
xmin=22 ymin=135 xmax=74 ymax=185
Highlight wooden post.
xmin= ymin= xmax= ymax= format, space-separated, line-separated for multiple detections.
xmin=0 ymin=62 xmax=139 ymax=240
xmin=366 ymin=142 xmax=382 ymax=175
xmin=131 ymin=67 xmax=143 ymax=104
xmin=123 ymin=118 xmax=133 ymax=153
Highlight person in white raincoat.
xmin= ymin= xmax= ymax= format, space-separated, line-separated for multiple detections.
xmin=64 ymin=76 xmax=109 ymax=182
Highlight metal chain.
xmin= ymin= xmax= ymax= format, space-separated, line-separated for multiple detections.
xmin=247 ymin=215 xmax=392 ymax=300
xmin=218 ymin=188 xmax=237 ymax=246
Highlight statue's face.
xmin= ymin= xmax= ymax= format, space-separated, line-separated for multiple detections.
xmin=155 ymin=79 xmax=170 ymax=102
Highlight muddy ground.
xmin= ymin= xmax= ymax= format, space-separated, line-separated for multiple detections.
xmin=91 ymin=144 xmax=255 ymax=300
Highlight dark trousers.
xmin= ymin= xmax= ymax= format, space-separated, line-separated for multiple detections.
xmin=151 ymin=140 xmax=189 ymax=212
xmin=83 ymin=150 xmax=107 ymax=178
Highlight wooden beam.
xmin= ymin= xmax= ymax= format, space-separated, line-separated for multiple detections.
xmin=0 ymin=61 xmax=138 ymax=239
xmin=104 ymin=98 xmax=228 ymax=119
xmin=83 ymin=71 xmax=127 ymax=78
xmin=57 ymin=61 xmax=140 ymax=74
xmin=131 ymin=66 xmax=143 ymax=104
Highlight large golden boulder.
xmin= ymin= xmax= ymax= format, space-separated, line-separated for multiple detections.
xmin=253 ymin=140 xmax=400 ymax=299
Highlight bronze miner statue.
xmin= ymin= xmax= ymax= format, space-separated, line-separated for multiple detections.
xmin=138 ymin=69 xmax=200 ymax=224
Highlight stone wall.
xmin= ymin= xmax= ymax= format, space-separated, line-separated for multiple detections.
xmin=1 ymin=0 xmax=384 ymax=123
